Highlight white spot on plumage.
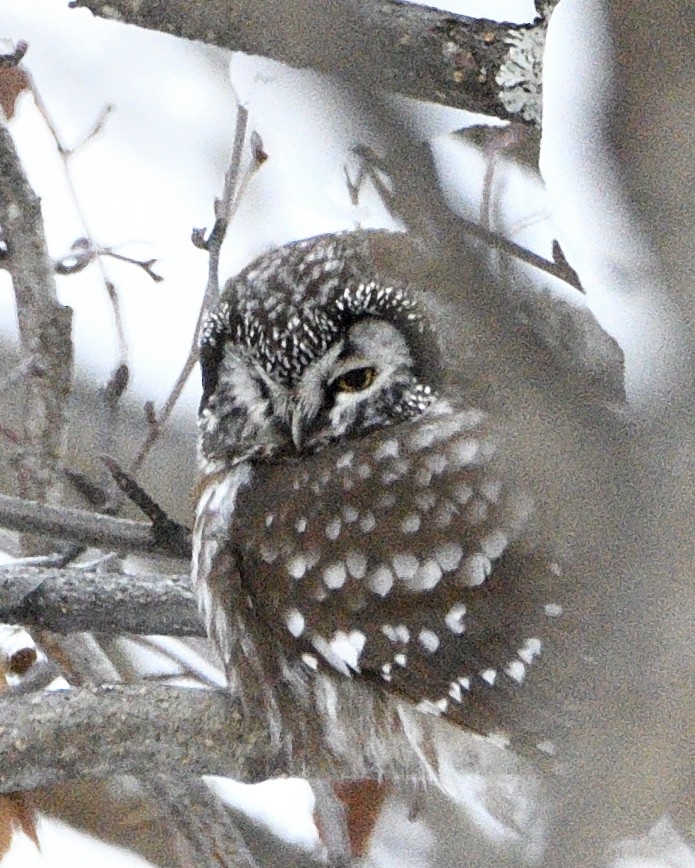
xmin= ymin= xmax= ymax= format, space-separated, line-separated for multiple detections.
xmin=392 ymin=553 xmax=419 ymax=580
xmin=518 ymin=637 xmax=542 ymax=664
xmin=301 ymin=653 xmax=319 ymax=671
xmin=394 ymin=625 xmax=410 ymax=644
xmin=380 ymin=459 xmax=410 ymax=485
xmin=374 ymin=438 xmax=400 ymax=461
xmin=448 ymin=438 xmax=479 ymax=468
xmin=466 ymin=497 xmax=488 ymax=524
xmin=265 ymin=513 xmax=275 ymax=528
xmin=342 ymin=505 xmax=359 ymax=523
xmin=287 ymin=554 xmax=308 ymax=579
xmin=415 ymin=491 xmax=436 ymax=511
xmin=424 ymin=453 xmax=447 ymax=474
xmin=458 ymin=676 xmax=471 ymax=690
xmin=323 ymin=562 xmax=347 ymax=589
xmin=415 ymin=468 xmax=432 ymax=488
xmin=505 ymin=660 xmax=526 ymax=683
xmin=260 ymin=541 xmax=279 ymax=563
xmin=378 ymin=493 xmax=397 ymax=509
xmin=346 ymin=550 xmax=367 ymax=579
xmin=359 ymin=511 xmax=376 ymax=533
xmin=319 ymin=630 xmax=366 ymax=674
xmin=409 ymin=412 xmax=479 ymax=451
xmin=304 ymin=548 xmax=321 ymax=570
xmin=462 ymin=553 xmax=492 ymax=586
xmin=295 ymin=517 xmax=307 ymax=534
xmin=416 ymin=698 xmax=446 ymax=716
xmin=285 ymin=608 xmax=305 ymax=637
xmin=336 ymin=450 xmax=354 ymax=470
xmin=445 ymin=603 xmax=467 ymax=634
xmin=452 ymin=483 xmax=473 ymax=505
xmin=311 ymin=635 xmax=351 ymax=676
xmin=394 ymin=652 xmax=407 ymax=667
xmin=400 ymin=514 xmax=421 ymax=534
xmin=369 ymin=566 xmax=394 ymax=596
xmin=433 ymin=502 xmax=456 ymax=528
xmin=382 ymin=624 xmax=398 ymax=643
xmin=418 ymin=628 xmax=440 ymax=653
xmin=448 ymin=681 xmax=463 ymax=702
xmin=357 ymin=463 xmax=372 ymax=479
xmin=381 ymin=663 xmax=392 ymax=681
xmin=435 ymin=542 xmax=463 ymax=572
xmin=410 ymin=559 xmax=442 ymax=590
xmin=409 ymin=425 xmax=440 ymax=451
xmin=545 ymin=603 xmax=563 ymax=617
xmin=480 ymin=668 xmax=497 ymax=686
xmin=325 ymin=517 xmax=342 ymax=540
xmin=480 ymin=530 xmax=508 ymax=560
xmin=479 ymin=480 xmax=503 ymax=503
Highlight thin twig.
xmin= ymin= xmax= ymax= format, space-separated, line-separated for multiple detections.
xmin=0 ymin=493 xmax=189 ymax=557
xmin=459 ymin=215 xmax=585 ymax=292
xmin=102 ymin=456 xmax=191 ymax=556
xmin=54 ymin=238 xmax=162 ymax=282
xmin=26 ymin=75 xmax=129 ymax=363
xmin=347 ymin=144 xmax=584 ymax=294
xmin=130 ymin=105 xmax=266 ymax=475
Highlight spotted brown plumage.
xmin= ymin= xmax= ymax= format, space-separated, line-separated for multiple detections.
xmin=193 ymin=231 xmax=563 ymax=760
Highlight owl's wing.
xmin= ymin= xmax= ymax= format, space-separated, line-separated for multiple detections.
xmin=232 ymin=407 xmax=564 ymax=748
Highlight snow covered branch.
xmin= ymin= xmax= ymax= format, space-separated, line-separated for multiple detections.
xmin=68 ymin=0 xmax=548 ymax=123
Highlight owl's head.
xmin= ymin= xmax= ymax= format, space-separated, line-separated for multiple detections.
xmin=198 ymin=233 xmax=446 ymax=470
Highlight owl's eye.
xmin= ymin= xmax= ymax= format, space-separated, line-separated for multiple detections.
xmin=334 ymin=366 xmax=377 ymax=393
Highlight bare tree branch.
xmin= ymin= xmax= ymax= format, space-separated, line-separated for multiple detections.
xmin=0 ymin=683 xmax=419 ymax=795
xmin=54 ymin=238 xmax=162 ymax=284
xmin=147 ymin=775 xmax=261 ymax=868
xmin=67 ymin=0 xmax=547 ymax=123
xmin=130 ymin=104 xmax=264 ymax=475
xmin=27 ymin=75 xmax=129 ymax=364
xmin=0 ymin=112 xmax=73 ymax=514
xmin=0 ymin=566 xmax=200 ymax=636
xmin=0 ymin=493 xmax=188 ymax=557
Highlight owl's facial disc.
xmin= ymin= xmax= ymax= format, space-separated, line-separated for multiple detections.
xmin=291 ymin=318 xmax=423 ymax=451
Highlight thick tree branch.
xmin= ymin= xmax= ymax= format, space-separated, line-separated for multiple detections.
xmin=0 ymin=114 xmax=73 ymax=512
xmin=68 ymin=0 xmax=546 ymax=122
xmin=0 ymin=566 xmax=201 ymax=636
xmin=0 ymin=684 xmax=419 ymax=795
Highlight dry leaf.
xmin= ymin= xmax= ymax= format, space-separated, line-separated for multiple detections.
xmin=0 ymin=793 xmax=39 ymax=858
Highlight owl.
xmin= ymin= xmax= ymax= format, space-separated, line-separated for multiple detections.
xmin=192 ymin=231 xmax=563 ymax=764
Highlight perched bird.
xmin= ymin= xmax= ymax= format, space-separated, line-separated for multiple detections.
xmin=192 ymin=230 xmax=563 ymax=782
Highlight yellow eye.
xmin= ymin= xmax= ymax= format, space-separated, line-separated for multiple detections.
xmin=334 ymin=366 xmax=377 ymax=393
